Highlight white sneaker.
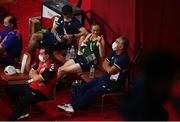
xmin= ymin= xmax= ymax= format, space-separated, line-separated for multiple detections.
xmin=57 ymin=104 xmax=74 ymax=113
xmin=17 ymin=113 xmax=30 ymax=120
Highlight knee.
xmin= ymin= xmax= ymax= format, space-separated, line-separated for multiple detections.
xmin=57 ymin=67 xmax=66 ymax=79
xmin=58 ymin=67 xmax=66 ymax=74
xmin=53 ymin=51 xmax=63 ymax=59
xmin=53 ymin=51 xmax=59 ymax=55
xmin=54 ymin=52 xmax=66 ymax=64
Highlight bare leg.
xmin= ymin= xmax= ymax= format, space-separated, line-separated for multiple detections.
xmin=27 ymin=33 xmax=43 ymax=63
xmin=61 ymin=59 xmax=76 ymax=68
xmin=28 ymin=33 xmax=43 ymax=53
xmin=53 ymin=51 xmax=66 ymax=65
xmin=57 ymin=61 xmax=82 ymax=80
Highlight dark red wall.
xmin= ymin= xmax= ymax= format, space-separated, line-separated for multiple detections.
xmin=69 ymin=0 xmax=91 ymax=11
xmin=69 ymin=0 xmax=91 ymax=29
xmin=91 ymin=0 xmax=136 ymax=58
xmin=136 ymin=0 xmax=180 ymax=56
xmin=90 ymin=0 xmax=180 ymax=58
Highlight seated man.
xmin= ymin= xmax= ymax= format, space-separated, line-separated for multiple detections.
xmin=28 ymin=5 xmax=88 ymax=64
xmin=0 ymin=15 xmax=22 ymax=66
xmin=6 ymin=46 xmax=58 ymax=120
xmin=57 ymin=22 xmax=105 ymax=79
xmin=57 ymin=36 xmax=130 ymax=113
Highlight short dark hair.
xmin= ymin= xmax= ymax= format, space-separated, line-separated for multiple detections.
xmin=9 ymin=15 xmax=17 ymax=29
xmin=62 ymin=5 xmax=73 ymax=15
xmin=41 ymin=46 xmax=53 ymax=57
xmin=91 ymin=21 xmax=101 ymax=28
xmin=121 ymin=37 xmax=129 ymax=50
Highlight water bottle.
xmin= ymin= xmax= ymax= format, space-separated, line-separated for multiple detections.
xmin=89 ymin=65 xmax=95 ymax=78
xmin=71 ymin=80 xmax=82 ymax=100
xmin=70 ymin=45 xmax=75 ymax=59
xmin=66 ymin=47 xmax=70 ymax=60
xmin=71 ymin=80 xmax=78 ymax=100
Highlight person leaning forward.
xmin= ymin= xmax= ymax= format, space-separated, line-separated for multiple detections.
xmin=27 ymin=5 xmax=88 ymax=64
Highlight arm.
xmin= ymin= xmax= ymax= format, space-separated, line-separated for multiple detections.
xmin=51 ymin=17 xmax=65 ymax=43
xmin=63 ymin=27 xmax=88 ymax=41
xmin=102 ymin=59 xmax=120 ymax=75
xmin=51 ymin=22 xmax=58 ymax=33
xmin=74 ymin=27 xmax=88 ymax=38
xmin=29 ymin=63 xmax=56 ymax=83
xmin=77 ymin=34 xmax=90 ymax=55
xmin=97 ymin=36 xmax=105 ymax=57
xmin=29 ymin=68 xmax=44 ymax=83
xmin=0 ymin=32 xmax=16 ymax=54
xmin=80 ymin=33 xmax=91 ymax=44
xmin=51 ymin=16 xmax=61 ymax=33
xmin=0 ymin=31 xmax=9 ymax=42
xmin=0 ymin=45 xmax=6 ymax=54
xmin=29 ymin=63 xmax=44 ymax=83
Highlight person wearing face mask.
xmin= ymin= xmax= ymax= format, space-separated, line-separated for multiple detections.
xmin=28 ymin=4 xmax=88 ymax=64
xmin=57 ymin=23 xmax=105 ymax=81
xmin=57 ymin=36 xmax=130 ymax=114
xmin=6 ymin=46 xmax=58 ymax=120
xmin=0 ymin=15 xmax=22 ymax=66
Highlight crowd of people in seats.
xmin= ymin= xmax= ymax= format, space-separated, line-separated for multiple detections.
xmin=1 ymin=5 xmax=129 ymax=120
xmin=1 ymin=4 xmax=179 ymax=121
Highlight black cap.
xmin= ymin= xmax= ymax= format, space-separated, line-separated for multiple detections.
xmin=62 ymin=5 xmax=73 ymax=15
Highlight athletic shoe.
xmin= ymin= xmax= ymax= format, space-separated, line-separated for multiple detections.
xmin=17 ymin=113 xmax=30 ymax=120
xmin=57 ymin=104 xmax=74 ymax=113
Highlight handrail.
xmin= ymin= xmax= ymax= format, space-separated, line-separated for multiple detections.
xmin=76 ymin=0 xmax=82 ymax=8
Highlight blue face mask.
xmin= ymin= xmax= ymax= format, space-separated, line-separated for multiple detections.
xmin=3 ymin=25 xmax=10 ymax=32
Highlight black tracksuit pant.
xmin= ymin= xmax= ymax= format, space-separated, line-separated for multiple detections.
xmin=5 ymin=84 xmax=48 ymax=120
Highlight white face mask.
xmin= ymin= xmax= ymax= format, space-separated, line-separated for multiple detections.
xmin=64 ymin=18 xmax=72 ymax=22
xmin=38 ymin=55 xmax=45 ymax=62
xmin=112 ymin=42 xmax=118 ymax=51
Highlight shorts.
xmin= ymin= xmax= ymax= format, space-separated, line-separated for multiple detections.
xmin=73 ymin=55 xmax=90 ymax=72
xmin=41 ymin=32 xmax=67 ymax=50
